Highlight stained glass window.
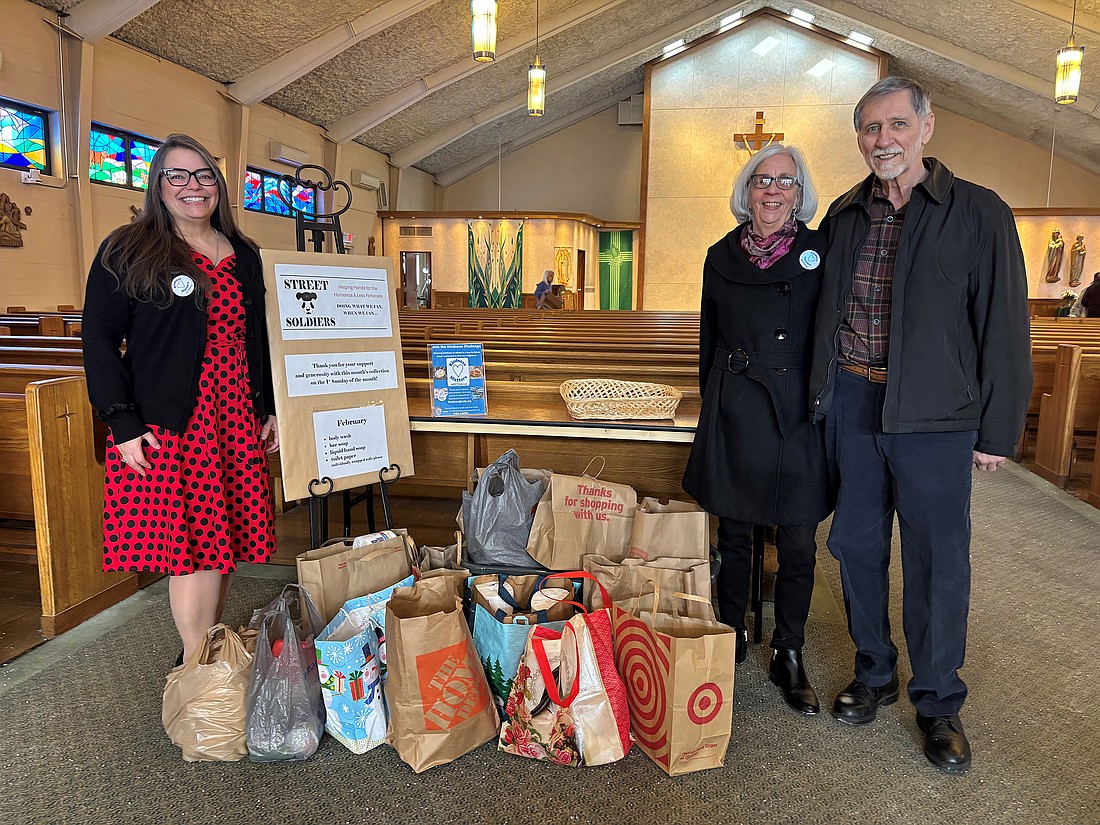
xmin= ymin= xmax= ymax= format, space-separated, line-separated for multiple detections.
xmin=90 ymin=124 xmax=161 ymax=190
xmin=244 ymin=166 xmax=316 ymax=218
xmin=0 ymin=100 xmax=50 ymax=174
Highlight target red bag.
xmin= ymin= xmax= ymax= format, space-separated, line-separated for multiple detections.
xmin=612 ymin=592 xmax=736 ymax=775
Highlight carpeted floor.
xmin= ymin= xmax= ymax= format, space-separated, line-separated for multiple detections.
xmin=0 ymin=464 xmax=1097 ymax=825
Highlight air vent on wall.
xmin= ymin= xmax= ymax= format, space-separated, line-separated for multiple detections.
xmin=268 ymin=140 xmax=309 ymax=167
xmin=617 ymin=93 xmax=643 ymax=126
xmin=399 ymin=226 xmax=433 ymax=237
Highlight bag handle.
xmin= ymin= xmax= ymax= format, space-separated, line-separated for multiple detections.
xmin=496 ymin=574 xmax=585 ymax=621
xmin=531 ymin=623 xmax=581 ymax=708
xmin=539 ymin=570 xmax=608 ymax=612
xmin=581 ymin=456 xmax=606 ymax=479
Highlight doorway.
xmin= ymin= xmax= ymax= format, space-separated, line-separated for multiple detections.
xmin=400 ymin=251 xmax=432 ymax=309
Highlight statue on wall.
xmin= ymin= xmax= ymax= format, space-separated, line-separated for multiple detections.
xmin=0 ymin=193 xmax=28 ymax=247
xmin=1043 ymin=228 xmax=1065 ymax=283
xmin=368 ymin=235 xmax=376 ymax=255
xmin=1069 ymin=234 xmax=1086 ymax=287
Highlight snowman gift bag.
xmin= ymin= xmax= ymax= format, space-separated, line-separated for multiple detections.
xmin=315 ymin=576 xmax=413 ymax=753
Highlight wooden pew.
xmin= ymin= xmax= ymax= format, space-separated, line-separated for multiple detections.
xmin=0 ymin=393 xmax=34 ymax=522
xmin=1032 ymin=345 xmax=1100 ymax=487
xmin=26 ymin=377 xmax=138 ymax=637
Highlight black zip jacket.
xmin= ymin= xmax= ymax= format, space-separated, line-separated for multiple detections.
xmin=82 ymin=234 xmax=275 ymax=444
xmin=809 ymin=158 xmax=1032 ymax=457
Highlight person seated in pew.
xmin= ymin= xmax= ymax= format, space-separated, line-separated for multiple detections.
xmin=1082 ymin=272 xmax=1100 ymax=318
xmin=535 ymin=269 xmax=562 ymax=309
xmin=82 ymin=134 xmax=279 ymax=669
xmin=682 ymin=142 xmax=830 ymax=716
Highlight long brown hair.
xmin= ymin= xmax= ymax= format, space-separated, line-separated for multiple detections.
xmin=100 ymin=134 xmax=257 ymax=306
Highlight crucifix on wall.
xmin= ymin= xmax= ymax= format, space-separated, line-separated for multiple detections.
xmin=734 ymin=111 xmax=784 ymax=154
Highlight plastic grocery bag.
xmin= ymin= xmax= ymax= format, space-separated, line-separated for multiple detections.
xmin=461 ymin=449 xmax=547 ymax=567
xmin=244 ymin=584 xmax=326 ymax=762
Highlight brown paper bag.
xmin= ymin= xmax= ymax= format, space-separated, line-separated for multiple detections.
xmin=296 ymin=529 xmax=415 ymax=623
xmin=384 ymin=577 xmax=500 ymax=773
xmin=347 ymin=544 xmax=415 ymax=600
xmin=612 ymin=597 xmax=735 ymax=775
xmin=469 ymin=573 xmax=577 ymax=624
xmin=629 ymin=497 xmax=710 ymax=560
xmin=526 ymin=472 xmax=637 ymax=569
xmin=162 ymin=624 xmax=253 ymax=762
xmin=582 ymin=555 xmax=713 ymax=619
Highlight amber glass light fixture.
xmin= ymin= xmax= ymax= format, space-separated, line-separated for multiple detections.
xmin=472 ymin=0 xmax=497 ymax=62
xmin=1056 ymin=0 xmax=1085 ymax=103
xmin=528 ymin=0 xmax=545 ymax=116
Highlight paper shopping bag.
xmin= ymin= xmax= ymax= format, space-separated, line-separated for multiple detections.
xmin=315 ymin=576 xmax=415 ymax=753
xmin=384 ymin=576 xmax=500 ymax=773
xmin=582 ymin=555 xmax=713 ymax=619
xmin=629 ymin=497 xmax=710 ymax=560
xmin=612 ymin=595 xmax=735 ymax=775
xmin=295 ymin=529 xmax=415 ymax=623
xmin=526 ymin=472 xmax=638 ymax=570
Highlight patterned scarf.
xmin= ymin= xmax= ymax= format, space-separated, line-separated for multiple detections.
xmin=740 ymin=218 xmax=798 ymax=270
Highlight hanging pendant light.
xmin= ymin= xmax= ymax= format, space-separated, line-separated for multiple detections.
xmin=528 ymin=0 xmax=545 ymax=116
xmin=1056 ymin=0 xmax=1085 ymax=104
xmin=471 ymin=0 xmax=497 ymax=62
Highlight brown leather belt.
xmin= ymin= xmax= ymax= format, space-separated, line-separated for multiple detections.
xmin=838 ymin=363 xmax=888 ymax=384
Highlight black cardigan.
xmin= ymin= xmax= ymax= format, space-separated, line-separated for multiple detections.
xmin=82 ymin=234 xmax=275 ymax=444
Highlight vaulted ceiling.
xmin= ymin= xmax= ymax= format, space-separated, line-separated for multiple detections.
xmin=31 ymin=0 xmax=1100 ymax=181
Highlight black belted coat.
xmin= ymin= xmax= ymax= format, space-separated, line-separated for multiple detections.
xmin=682 ymin=222 xmax=830 ymax=526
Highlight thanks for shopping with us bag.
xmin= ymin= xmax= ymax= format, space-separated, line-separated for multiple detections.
xmin=315 ymin=576 xmax=414 ymax=754
xmin=295 ymin=529 xmax=415 ymax=623
xmin=461 ymin=449 xmax=548 ymax=568
xmin=611 ymin=590 xmax=735 ymax=776
xmin=628 ymin=497 xmax=710 ymax=560
xmin=526 ymin=461 xmax=638 ymax=570
xmin=162 ymin=624 xmax=252 ymax=762
xmin=499 ymin=572 xmax=632 ymax=766
xmin=582 ymin=555 xmax=714 ymax=620
xmin=469 ymin=573 xmax=580 ymax=704
xmin=384 ymin=576 xmax=500 ymax=773
xmin=244 ymin=584 xmax=326 ymax=762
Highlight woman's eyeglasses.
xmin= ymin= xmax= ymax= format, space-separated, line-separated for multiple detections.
xmin=749 ymin=174 xmax=800 ymax=190
xmin=162 ymin=168 xmax=219 ymax=187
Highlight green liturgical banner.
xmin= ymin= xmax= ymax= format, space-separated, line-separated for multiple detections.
xmin=599 ymin=230 xmax=633 ymax=310
xmin=468 ymin=220 xmax=523 ymax=308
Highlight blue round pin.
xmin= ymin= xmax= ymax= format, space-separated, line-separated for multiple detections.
xmin=799 ymin=250 xmax=821 ymax=270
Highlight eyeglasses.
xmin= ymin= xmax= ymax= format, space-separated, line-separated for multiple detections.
xmin=162 ymin=168 xmax=218 ymax=187
xmin=749 ymin=174 xmax=800 ymax=190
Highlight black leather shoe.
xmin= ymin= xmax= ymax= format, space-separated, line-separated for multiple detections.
xmin=174 ymin=649 xmax=184 ymax=668
xmin=734 ymin=629 xmax=748 ymax=664
xmin=768 ymin=648 xmax=820 ymax=715
xmin=917 ymin=713 xmax=972 ymax=774
xmin=831 ymin=676 xmax=899 ymax=725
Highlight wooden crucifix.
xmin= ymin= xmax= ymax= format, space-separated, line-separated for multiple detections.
xmin=734 ymin=111 xmax=784 ymax=154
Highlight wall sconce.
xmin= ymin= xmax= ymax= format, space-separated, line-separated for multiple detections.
xmin=1056 ymin=0 xmax=1085 ymax=104
xmin=472 ymin=0 xmax=497 ymax=62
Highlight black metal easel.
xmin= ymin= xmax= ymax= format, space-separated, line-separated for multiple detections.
xmin=306 ymin=463 xmax=403 ymax=546
xmin=275 ymin=164 xmax=353 ymax=254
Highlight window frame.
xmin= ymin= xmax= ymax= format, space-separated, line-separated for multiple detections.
xmin=0 ymin=98 xmax=52 ymax=175
xmin=89 ymin=123 xmax=162 ymax=191
xmin=243 ymin=165 xmax=318 ymax=219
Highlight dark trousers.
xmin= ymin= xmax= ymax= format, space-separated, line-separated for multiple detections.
xmin=716 ymin=517 xmax=817 ymax=649
xmin=825 ymin=368 xmax=976 ymax=715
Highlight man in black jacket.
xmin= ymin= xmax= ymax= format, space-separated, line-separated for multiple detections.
xmin=809 ymin=77 xmax=1031 ymax=774
xmin=1082 ymin=272 xmax=1100 ymax=317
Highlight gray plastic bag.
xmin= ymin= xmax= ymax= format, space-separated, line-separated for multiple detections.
xmin=461 ymin=449 xmax=547 ymax=567
xmin=244 ymin=584 xmax=326 ymax=762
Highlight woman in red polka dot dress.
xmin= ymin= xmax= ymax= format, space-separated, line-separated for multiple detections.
xmin=83 ymin=134 xmax=278 ymax=665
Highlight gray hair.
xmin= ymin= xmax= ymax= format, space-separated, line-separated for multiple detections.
xmin=854 ymin=76 xmax=932 ymax=131
xmin=729 ymin=143 xmax=818 ymax=225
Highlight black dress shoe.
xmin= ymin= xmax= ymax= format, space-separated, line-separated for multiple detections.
xmin=734 ymin=629 xmax=748 ymax=664
xmin=916 ymin=713 xmax=972 ymax=774
xmin=174 ymin=649 xmax=184 ymax=668
xmin=768 ymin=648 xmax=820 ymax=715
xmin=831 ymin=675 xmax=899 ymax=725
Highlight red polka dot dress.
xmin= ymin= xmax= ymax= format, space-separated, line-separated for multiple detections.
xmin=101 ymin=252 xmax=276 ymax=574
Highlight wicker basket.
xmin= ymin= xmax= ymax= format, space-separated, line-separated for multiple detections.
xmin=559 ymin=379 xmax=683 ymax=421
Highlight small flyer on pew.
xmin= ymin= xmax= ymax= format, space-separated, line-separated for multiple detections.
xmin=429 ymin=343 xmax=487 ymax=418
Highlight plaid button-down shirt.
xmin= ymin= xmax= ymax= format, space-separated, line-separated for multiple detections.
xmin=838 ymin=184 xmax=906 ymax=368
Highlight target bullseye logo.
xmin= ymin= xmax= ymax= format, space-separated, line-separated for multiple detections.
xmin=613 ymin=614 xmax=671 ymax=761
xmin=687 ymin=682 xmax=724 ymax=725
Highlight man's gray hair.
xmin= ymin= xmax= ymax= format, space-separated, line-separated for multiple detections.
xmin=729 ymin=143 xmax=819 ymax=225
xmin=853 ymin=76 xmax=932 ymax=131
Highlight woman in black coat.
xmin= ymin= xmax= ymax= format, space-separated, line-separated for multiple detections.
xmin=682 ymin=143 xmax=829 ymax=715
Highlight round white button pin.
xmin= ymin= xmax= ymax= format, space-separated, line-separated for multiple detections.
xmin=171 ymin=275 xmax=195 ymax=297
xmin=799 ymin=250 xmax=821 ymax=270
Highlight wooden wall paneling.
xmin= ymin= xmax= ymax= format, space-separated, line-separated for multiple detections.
xmin=25 ymin=377 xmax=137 ymax=637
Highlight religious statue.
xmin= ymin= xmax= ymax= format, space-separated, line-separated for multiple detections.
xmin=1069 ymin=234 xmax=1086 ymax=287
xmin=1043 ymin=228 xmax=1065 ymax=283
xmin=0 ymin=193 xmax=28 ymax=248
xmin=367 ymin=235 xmax=376 ymax=255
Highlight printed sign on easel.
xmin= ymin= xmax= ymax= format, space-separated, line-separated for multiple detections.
xmin=261 ymin=250 xmax=414 ymax=501
xmin=429 ymin=343 xmax=487 ymax=417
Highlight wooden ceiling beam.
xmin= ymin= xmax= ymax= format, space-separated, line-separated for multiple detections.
xmin=65 ymin=0 xmax=161 ymax=43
